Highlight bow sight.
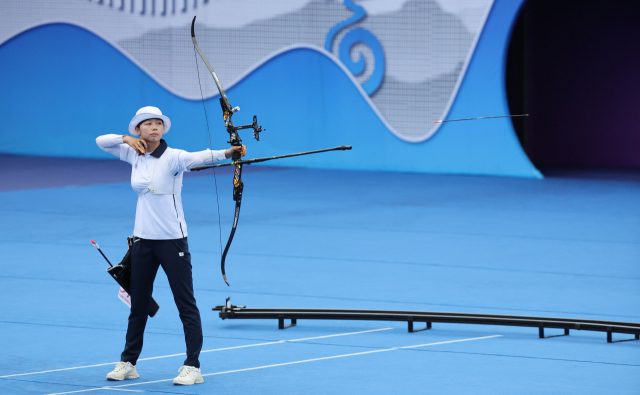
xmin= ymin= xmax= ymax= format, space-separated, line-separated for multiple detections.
xmin=222 ymin=108 xmax=264 ymax=158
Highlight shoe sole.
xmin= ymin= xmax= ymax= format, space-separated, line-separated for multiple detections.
xmin=173 ymin=377 xmax=204 ymax=385
xmin=107 ymin=374 xmax=139 ymax=381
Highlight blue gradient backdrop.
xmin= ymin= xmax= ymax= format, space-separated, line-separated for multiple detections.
xmin=0 ymin=0 xmax=540 ymax=177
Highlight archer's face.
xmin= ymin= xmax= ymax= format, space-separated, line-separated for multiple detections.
xmin=136 ymin=118 xmax=164 ymax=142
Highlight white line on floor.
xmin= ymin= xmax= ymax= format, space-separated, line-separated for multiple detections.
xmin=0 ymin=327 xmax=392 ymax=378
xmin=400 ymin=335 xmax=502 ymax=348
xmin=40 ymin=390 xmax=103 ymax=395
xmin=287 ymin=327 xmax=392 ymax=341
xmin=43 ymin=334 xmax=502 ymax=395
xmin=42 ymin=388 xmax=144 ymax=395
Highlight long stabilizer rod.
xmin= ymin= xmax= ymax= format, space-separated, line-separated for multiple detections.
xmin=191 ymin=145 xmax=352 ymax=171
xmin=433 ymin=114 xmax=529 ymax=123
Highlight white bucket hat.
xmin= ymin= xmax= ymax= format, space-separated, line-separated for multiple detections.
xmin=128 ymin=106 xmax=171 ymax=135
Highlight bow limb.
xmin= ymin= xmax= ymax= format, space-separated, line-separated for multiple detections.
xmin=191 ymin=16 xmax=233 ymax=113
xmin=220 ymin=200 xmax=239 ymax=286
xmin=221 ymin=162 xmax=243 ymax=286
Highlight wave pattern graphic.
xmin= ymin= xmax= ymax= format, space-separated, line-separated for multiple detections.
xmin=0 ymin=23 xmax=390 ymax=162
xmin=0 ymin=22 xmax=541 ymax=177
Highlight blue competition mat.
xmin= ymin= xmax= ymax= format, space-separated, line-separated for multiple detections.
xmin=0 ymin=156 xmax=638 ymax=394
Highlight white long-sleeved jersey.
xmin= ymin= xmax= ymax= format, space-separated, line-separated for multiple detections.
xmin=96 ymin=134 xmax=226 ymax=239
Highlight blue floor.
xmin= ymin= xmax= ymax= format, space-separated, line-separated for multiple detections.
xmin=0 ymin=159 xmax=638 ymax=394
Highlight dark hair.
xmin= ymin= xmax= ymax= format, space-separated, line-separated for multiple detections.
xmin=136 ymin=118 xmax=164 ymax=129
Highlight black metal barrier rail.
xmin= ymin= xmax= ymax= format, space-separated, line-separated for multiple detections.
xmin=213 ymin=303 xmax=640 ymax=344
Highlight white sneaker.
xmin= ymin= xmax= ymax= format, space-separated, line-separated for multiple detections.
xmin=106 ymin=361 xmax=139 ymax=381
xmin=173 ymin=365 xmax=204 ymax=385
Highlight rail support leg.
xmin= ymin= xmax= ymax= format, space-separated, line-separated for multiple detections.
xmin=408 ymin=317 xmax=432 ymax=333
xmin=607 ymin=329 xmax=639 ymax=343
xmin=278 ymin=317 xmax=297 ymax=330
xmin=539 ymin=326 xmax=569 ymax=339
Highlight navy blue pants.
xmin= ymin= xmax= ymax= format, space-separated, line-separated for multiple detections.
xmin=121 ymin=237 xmax=203 ymax=368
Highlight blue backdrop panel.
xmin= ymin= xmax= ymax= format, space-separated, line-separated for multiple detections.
xmin=0 ymin=0 xmax=539 ymax=178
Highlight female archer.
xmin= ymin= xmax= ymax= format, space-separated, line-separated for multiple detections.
xmin=96 ymin=106 xmax=246 ymax=385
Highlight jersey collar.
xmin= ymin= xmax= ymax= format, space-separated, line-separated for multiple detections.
xmin=150 ymin=139 xmax=168 ymax=158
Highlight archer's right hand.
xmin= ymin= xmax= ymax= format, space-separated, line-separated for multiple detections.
xmin=123 ymin=135 xmax=146 ymax=155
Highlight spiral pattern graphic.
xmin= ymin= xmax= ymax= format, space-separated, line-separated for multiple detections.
xmin=325 ymin=0 xmax=385 ymax=95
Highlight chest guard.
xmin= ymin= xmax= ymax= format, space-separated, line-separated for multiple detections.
xmin=141 ymin=151 xmax=183 ymax=196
